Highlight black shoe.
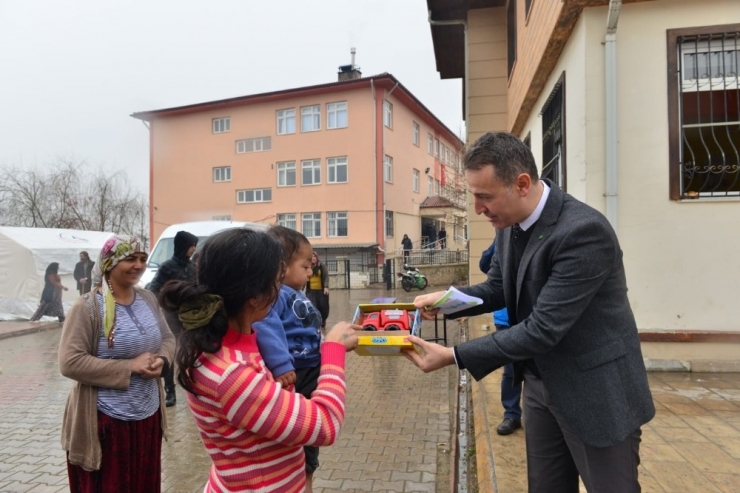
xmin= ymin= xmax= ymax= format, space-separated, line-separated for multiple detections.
xmin=496 ymin=418 xmax=522 ymax=436
xmin=165 ymin=387 xmax=176 ymax=407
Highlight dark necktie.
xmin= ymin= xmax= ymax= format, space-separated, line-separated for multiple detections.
xmin=512 ymin=223 xmax=523 ymax=241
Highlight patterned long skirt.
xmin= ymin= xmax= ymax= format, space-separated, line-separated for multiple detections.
xmin=29 ymin=300 xmax=65 ymax=322
xmin=67 ymin=410 xmax=162 ymax=493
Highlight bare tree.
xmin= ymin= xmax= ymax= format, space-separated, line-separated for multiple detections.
xmin=0 ymin=158 xmax=149 ymax=246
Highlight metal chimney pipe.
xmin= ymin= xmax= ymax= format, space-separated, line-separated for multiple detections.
xmin=351 ymin=47 xmax=356 ymax=67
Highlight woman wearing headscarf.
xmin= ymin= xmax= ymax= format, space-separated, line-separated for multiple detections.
xmin=29 ymin=262 xmax=68 ymax=323
xmin=58 ymin=235 xmax=175 ymax=493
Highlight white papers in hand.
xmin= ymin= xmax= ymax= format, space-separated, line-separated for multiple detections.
xmin=429 ymin=287 xmax=483 ymax=315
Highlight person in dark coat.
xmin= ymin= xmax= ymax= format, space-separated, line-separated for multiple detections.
xmin=401 ymin=234 xmax=413 ymax=262
xmin=149 ymin=230 xmax=198 ymax=407
xmin=73 ymin=251 xmax=95 ymax=295
xmin=437 ymin=227 xmax=447 ymax=249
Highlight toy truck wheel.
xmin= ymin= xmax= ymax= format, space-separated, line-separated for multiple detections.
xmin=362 ymin=325 xmax=376 ymax=331
xmin=385 ymin=324 xmax=401 ymax=331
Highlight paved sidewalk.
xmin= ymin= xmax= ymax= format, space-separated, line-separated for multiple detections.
xmin=0 ymin=287 xmax=454 ymax=493
xmin=467 ymin=316 xmax=740 ymax=493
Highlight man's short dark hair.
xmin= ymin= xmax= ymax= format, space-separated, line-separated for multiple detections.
xmin=463 ymin=132 xmax=539 ymax=185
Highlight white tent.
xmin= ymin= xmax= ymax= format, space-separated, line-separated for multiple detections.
xmin=0 ymin=227 xmax=115 ymax=320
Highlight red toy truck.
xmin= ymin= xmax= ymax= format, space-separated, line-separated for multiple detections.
xmin=361 ymin=309 xmax=415 ymax=332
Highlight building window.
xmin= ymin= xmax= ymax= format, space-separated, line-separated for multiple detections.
xmin=302 ymin=213 xmax=321 ymax=238
xmin=327 ymin=156 xmax=348 ymax=183
xmin=412 ymin=122 xmax=420 ymax=146
xmin=668 ymin=26 xmax=740 ymax=199
xmin=212 ymin=117 xmax=230 ymax=134
xmin=383 ymin=100 xmax=393 ymax=128
xmin=277 ymin=108 xmax=296 ymax=135
xmin=213 ymin=166 xmax=231 ymax=182
xmin=327 ymin=211 xmax=348 ymax=237
xmin=427 ymin=176 xmax=433 ymax=195
xmin=236 ymin=137 xmax=271 ymax=153
xmin=507 ymin=0 xmax=517 ymax=79
xmin=301 ymin=105 xmax=321 ymax=132
xmin=327 ymin=101 xmax=348 ymax=129
xmin=434 ymin=139 xmax=439 ymax=157
xmin=385 ymin=210 xmax=394 ymax=238
xmin=384 ymin=155 xmax=393 ymax=183
xmin=427 ymin=133 xmax=434 ymax=154
xmin=434 ymin=179 xmax=440 ymax=195
xmin=302 ymin=159 xmax=321 ymax=185
xmin=277 ymin=161 xmax=296 ymax=187
xmin=412 ymin=169 xmax=420 ymax=193
xmin=541 ymin=73 xmax=566 ymax=190
xmin=277 ymin=213 xmax=297 ymax=230
xmin=213 ymin=215 xmax=231 ymax=221
xmin=237 ymin=188 xmax=271 ymax=203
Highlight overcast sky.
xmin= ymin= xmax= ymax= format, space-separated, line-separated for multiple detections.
xmin=0 ymin=0 xmax=464 ymax=193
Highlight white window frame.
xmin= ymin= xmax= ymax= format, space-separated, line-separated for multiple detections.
xmin=412 ymin=122 xmax=420 ymax=146
xmin=385 ymin=210 xmax=394 ymax=238
xmin=277 ymin=108 xmax=296 ymax=135
xmin=237 ymin=188 xmax=271 ymax=203
xmin=383 ymin=100 xmax=393 ymax=128
xmin=434 ymin=139 xmax=439 ymax=157
xmin=681 ymin=39 xmax=740 ymax=92
xmin=327 ymin=101 xmax=348 ymax=129
xmin=440 ymin=143 xmax=446 ymax=164
xmin=213 ymin=166 xmax=231 ymax=182
xmin=302 ymin=212 xmax=322 ymax=238
xmin=277 ymin=213 xmax=297 ymax=230
xmin=384 ymin=155 xmax=393 ymax=183
xmin=412 ymin=169 xmax=420 ymax=193
xmin=301 ymin=105 xmax=321 ymax=132
xmin=327 ymin=156 xmax=348 ymax=184
xmin=327 ymin=211 xmax=348 ymax=238
xmin=302 ymin=159 xmax=321 ymax=186
xmin=212 ymin=117 xmax=230 ymax=134
xmin=277 ymin=161 xmax=296 ymax=187
xmin=427 ymin=133 xmax=434 ymax=154
xmin=236 ymin=137 xmax=271 ymax=154
xmin=427 ymin=176 xmax=433 ymax=195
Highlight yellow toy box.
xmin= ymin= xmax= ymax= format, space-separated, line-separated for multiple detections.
xmin=351 ymin=303 xmax=422 ymax=356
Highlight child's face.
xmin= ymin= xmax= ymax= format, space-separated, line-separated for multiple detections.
xmin=283 ymin=243 xmax=314 ymax=290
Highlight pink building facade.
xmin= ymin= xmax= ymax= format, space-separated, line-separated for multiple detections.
xmin=132 ymin=71 xmax=465 ymax=265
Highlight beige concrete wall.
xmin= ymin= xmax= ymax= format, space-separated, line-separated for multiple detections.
xmin=512 ymin=0 xmax=740 ymax=361
xmin=466 ymin=7 xmax=510 ymax=285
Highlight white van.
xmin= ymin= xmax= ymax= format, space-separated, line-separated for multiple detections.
xmin=139 ymin=220 xmax=269 ymax=288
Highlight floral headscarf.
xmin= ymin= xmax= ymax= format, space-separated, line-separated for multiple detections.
xmin=91 ymin=235 xmax=146 ymax=346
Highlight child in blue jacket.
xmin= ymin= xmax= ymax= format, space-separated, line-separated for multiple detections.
xmin=253 ymin=226 xmax=324 ymax=490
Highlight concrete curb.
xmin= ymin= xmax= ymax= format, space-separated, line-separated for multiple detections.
xmin=0 ymin=323 xmax=61 ymax=341
xmin=471 ymin=374 xmax=498 ymax=493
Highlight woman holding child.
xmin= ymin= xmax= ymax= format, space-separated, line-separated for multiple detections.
xmin=159 ymin=227 xmax=360 ymax=492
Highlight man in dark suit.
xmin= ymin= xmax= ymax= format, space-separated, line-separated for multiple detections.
xmin=405 ymin=132 xmax=654 ymax=492
xmin=73 ymin=251 xmax=94 ymax=295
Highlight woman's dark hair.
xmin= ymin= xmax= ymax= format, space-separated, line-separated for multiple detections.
xmin=463 ymin=132 xmax=539 ymax=185
xmin=268 ymin=225 xmax=311 ymax=263
xmin=45 ymin=263 xmax=59 ymax=275
xmin=159 ymin=228 xmax=284 ymax=394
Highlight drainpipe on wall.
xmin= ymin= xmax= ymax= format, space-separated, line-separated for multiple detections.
xmin=605 ymin=0 xmax=622 ymax=232
xmin=371 ymin=78 xmax=380 ymax=259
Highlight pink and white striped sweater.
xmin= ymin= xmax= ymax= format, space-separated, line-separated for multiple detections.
xmin=187 ymin=328 xmax=346 ymax=492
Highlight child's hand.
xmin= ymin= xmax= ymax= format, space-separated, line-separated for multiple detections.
xmin=324 ymin=322 xmax=362 ymax=352
xmin=275 ymin=370 xmax=296 ymax=388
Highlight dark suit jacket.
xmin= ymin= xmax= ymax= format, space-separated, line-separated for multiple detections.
xmin=454 ymin=180 xmax=654 ymax=447
xmin=73 ymin=261 xmax=94 ymax=292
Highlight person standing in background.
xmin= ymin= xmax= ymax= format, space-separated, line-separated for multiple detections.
xmin=401 ymin=234 xmax=413 ymax=262
xmin=149 ymin=230 xmax=198 ymax=407
xmin=437 ymin=226 xmax=447 ymax=249
xmin=306 ymin=252 xmax=329 ymax=329
xmin=480 ymin=240 xmax=522 ymax=436
xmin=73 ymin=251 xmax=95 ymax=295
